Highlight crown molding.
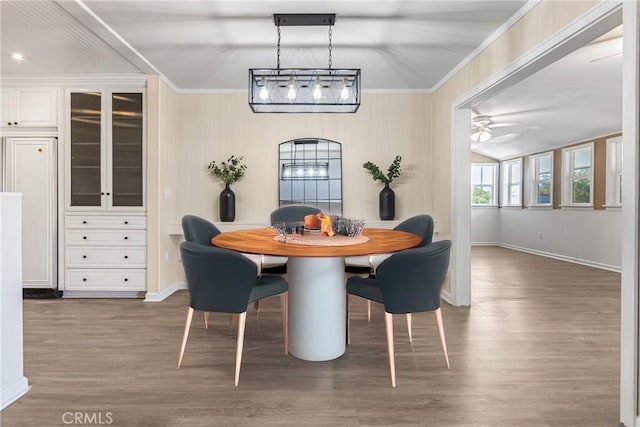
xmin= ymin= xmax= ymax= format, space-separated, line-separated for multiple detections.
xmin=0 ymin=74 xmax=148 ymax=87
xmin=431 ymin=0 xmax=542 ymax=93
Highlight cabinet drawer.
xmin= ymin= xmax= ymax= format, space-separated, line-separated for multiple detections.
xmin=66 ymin=229 xmax=146 ymax=246
xmin=66 ymin=269 xmax=145 ymax=291
xmin=66 ymin=247 xmax=146 ymax=268
xmin=65 ymin=215 xmax=146 ymax=229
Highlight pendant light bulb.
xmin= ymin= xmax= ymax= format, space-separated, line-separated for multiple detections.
xmin=340 ymin=77 xmax=350 ymax=100
xmin=287 ymin=77 xmax=297 ymax=100
xmin=259 ymin=78 xmax=269 ymax=100
xmin=313 ymin=77 xmax=322 ymax=100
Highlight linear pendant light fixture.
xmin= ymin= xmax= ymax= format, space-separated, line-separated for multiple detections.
xmin=249 ymin=13 xmax=361 ymax=113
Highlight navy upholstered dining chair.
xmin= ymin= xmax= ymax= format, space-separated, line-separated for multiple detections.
xmin=346 ymin=239 xmax=452 ymax=387
xmin=345 ymin=214 xmax=435 ymax=321
xmin=181 ymin=214 xmax=268 ymax=327
xmin=178 ymin=241 xmax=289 ymax=386
xmin=182 ymin=214 xmax=221 ymax=245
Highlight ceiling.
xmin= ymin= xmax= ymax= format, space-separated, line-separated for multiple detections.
xmin=0 ymin=1 xmax=623 ymax=160
xmin=471 ymin=26 xmax=622 ymax=160
xmin=1 ymin=0 xmax=528 ymax=90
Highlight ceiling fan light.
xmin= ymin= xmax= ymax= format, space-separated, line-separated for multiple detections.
xmin=471 ymin=128 xmax=491 ymax=142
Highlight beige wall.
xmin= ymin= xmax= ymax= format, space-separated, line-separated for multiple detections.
xmin=175 ymin=92 xmax=431 ymax=224
xmin=431 ymin=0 xmax=599 ymax=236
xmin=146 ymin=76 xmax=180 ymax=294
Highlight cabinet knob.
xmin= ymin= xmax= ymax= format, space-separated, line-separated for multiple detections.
xmin=101 ymin=192 xmax=105 ymax=196
xmin=7 ymin=122 xmax=11 ymax=126
xmin=124 ymin=255 xmax=128 ymax=259
xmin=124 ymin=236 xmax=128 ymax=240
xmin=124 ymin=278 xmax=128 ymax=282
xmin=82 ymin=278 xmax=87 ymax=282
xmin=124 ymin=221 xmax=129 ymax=225
xmin=106 ymin=192 xmax=111 ymax=196
xmin=83 ymin=236 xmax=87 ymax=240
xmin=82 ymin=255 xmax=87 ymax=259
xmin=82 ymin=220 xmax=87 ymax=224
xmin=13 ymin=122 xmax=18 ymax=125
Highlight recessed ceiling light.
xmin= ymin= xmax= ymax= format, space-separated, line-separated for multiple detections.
xmin=11 ymin=53 xmax=25 ymax=61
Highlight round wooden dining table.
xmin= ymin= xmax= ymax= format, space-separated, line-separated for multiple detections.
xmin=212 ymin=227 xmax=421 ymax=361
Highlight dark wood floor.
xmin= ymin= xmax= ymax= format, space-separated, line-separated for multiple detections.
xmin=2 ymin=247 xmax=621 ymax=426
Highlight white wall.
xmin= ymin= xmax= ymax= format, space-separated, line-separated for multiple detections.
xmin=0 ymin=193 xmax=29 ymax=409
xmin=471 ymin=207 xmax=500 ymax=244
xmin=471 ymin=207 xmax=622 ymax=271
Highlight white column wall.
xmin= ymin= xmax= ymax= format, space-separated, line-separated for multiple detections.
xmin=0 ymin=193 xmax=29 ymax=409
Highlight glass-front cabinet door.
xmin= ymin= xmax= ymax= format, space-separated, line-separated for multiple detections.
xmin=109 ymin=92 xmax=143 ymax=207
xmin=69 ymin=92 xmax=105 ymax=208
xmin=67 ymin=90 xmax=144 ymax=211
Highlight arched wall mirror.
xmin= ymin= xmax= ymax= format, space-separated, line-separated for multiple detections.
xmin=278 ymin=139 xmax=342 ymax=215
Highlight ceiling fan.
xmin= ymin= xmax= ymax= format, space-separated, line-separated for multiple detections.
xmin=470 ymin=115 xmax=516 ymax=142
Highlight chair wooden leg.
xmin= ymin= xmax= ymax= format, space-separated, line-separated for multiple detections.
xmin=384 ymin=312 xmax=396 ymax=387
xmin=177 ymin=307 xmax=194 ymax=369
xmin=254 ymin=300 xmax=260 ymax=323
xmin=204 ymin=311 xmax=209 ymax=329
xmin=234 ymin=311 xmax=247 ymax=386
xmin=406 ymin=313 xmax=413 ymax=344
xmin=281 ymin=293 xmax=288 ymax=354
xmin=367 ymin=300 xmax=371 ymax=322
xmin=434 ymin=308 xmax=450 ymax=369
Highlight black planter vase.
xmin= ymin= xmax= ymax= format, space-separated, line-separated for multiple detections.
xmin=379 ymin=182 xmax=395 ymax=220
xmin=219 ymin=184 xmax=236 ymax=222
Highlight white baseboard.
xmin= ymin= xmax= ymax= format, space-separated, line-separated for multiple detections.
xmin=497 ymin=243 xmax=621 ymax=273
xmin=1 ymin=376 xmax=29 ymax=410
xmin=471 ymin=241 xmax=499 ymax=246
xmin=440 ymin=289 xmax=453 ymax=305
xmin=144 ymin=281 xmax=186 ymax=302
xmin=63 ymin=291 xmax=145 ymax=298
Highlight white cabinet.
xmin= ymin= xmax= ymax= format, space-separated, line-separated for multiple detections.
xmin=1 ymin=88 xmax=57 ymax=128
xmin=3 ymin=138 xmax=57 ymax=289
xmin=65 ymin=89 xmax=145 ymax=211
xmin=64 ymin=214 xmax=146 ymax=292
xmin=63 ymin=86 xmax=146 ymax=295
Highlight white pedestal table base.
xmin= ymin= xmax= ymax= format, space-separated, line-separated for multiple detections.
xmin=286 ymin=256 xmax=346 ymax=361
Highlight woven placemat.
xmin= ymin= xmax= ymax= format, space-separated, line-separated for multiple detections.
xmin=273 ymin=234 xmax=369 ymax=246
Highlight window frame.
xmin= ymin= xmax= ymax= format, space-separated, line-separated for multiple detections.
xmin=561 ymin=142 xmax=594 ymax=208
xmin=605 ymin=136 xmax=623 ymax=208
xmin=470 ymin=163 xmax=498 ymax=207
xmin=501 ymin=158 xmax=522 ymax=207
xmin=528 ymin=151 xmax=553 ymax=207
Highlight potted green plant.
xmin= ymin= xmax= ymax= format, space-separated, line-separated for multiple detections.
xmin=208 ymin=155 xmax=247 ymax=222
xmin=363 ymin=155 xmax=402 ymax=220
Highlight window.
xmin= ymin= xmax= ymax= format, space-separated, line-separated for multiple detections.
xmin=501 ymin=158 xmax=522 ymax=207
xmin=562 ymin=143 xmax=593 ymax=207
xmin=471 ymin=163 xmax=498 ymax=206
xmin=528 ymin=152 xmax=553 ymax=206
xmin=606 ymin=136 xmax=623 ymax=207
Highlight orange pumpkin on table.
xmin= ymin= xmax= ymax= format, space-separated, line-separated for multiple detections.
xmin=304 ymin=214 xmax=322 ymax=230
xmin=304 ymin=213 xmax=334 ymax=236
